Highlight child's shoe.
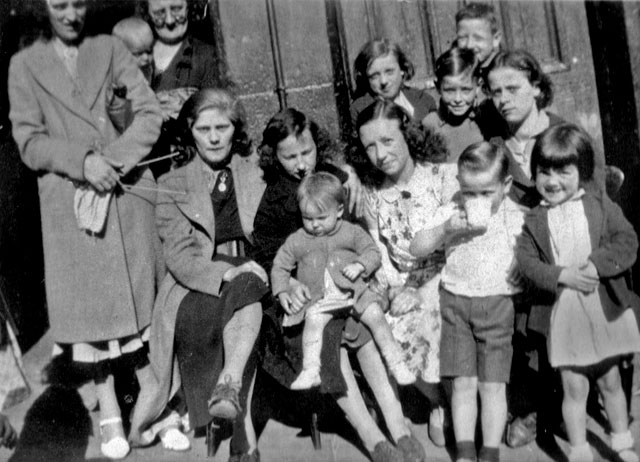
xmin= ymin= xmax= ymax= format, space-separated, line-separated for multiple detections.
xmin=290 ymin=367 xmax=321 ymax=390
xmin=611 ymin=430 xmax=639 ymax=462
xmin=395 ymin=434 xmax=426 ymax=462
xmin=370 ymin=440 xmax=404 ymax=462
xmin=567 ymin=443 xmax=593 ymax=462
xmin=100 ymin=417 xmax=130 ymax=460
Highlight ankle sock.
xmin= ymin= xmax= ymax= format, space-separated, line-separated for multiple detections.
xmin=456 ymin=441 xmax=476 ymax=461
xmin=568 ymin=443 xmax=593 ymax=462
xmin=479 ymin=446 xmax=499 ymax=462
xmin=612 ymin=430 xmax=634 ymax=452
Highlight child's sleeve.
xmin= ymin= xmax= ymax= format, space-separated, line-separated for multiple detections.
xmin=589 ymin=196 xmax=638 ymax=278
xmin=516 ymin=220 xmax=563 ymax=295
xmin=270 ymin=235 xmax=299 ymax=297
xmin=351 ymin=224 xmax=382 ymax=277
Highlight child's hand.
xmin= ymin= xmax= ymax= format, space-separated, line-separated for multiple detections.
xmin=580 ymin=260 xmax=599 ymax=280
xmin=558 ymin=265 xmax=599 ymax=293
xmin=342 ymin=263 xmax=365 ymax=281
xmin=445 ymin=209 xmax=469 ymax=235
xmin=0 ymin=414 xmax=17 ymax=449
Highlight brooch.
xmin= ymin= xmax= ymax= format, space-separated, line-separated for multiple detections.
xmin=217 ymin=170 xmax=229 ymax=193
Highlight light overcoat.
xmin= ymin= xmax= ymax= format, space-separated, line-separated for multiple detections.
xmin=8 ymin=35 xmax=163 ymax=342
xmin=130 ymin=152 xmax=265 ymax=443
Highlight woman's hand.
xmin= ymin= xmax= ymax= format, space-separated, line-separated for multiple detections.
xmin=558 ymin=263 xmax=599 ymax=293
xmin=0 ymin=414 xmax=17 ymax=449
xmin=83 ymin=152 xmax=124 ymax=192
xmin=279 ymin=279 xmax=311 ymax=315
xmin=341 ymin=164 xmax=364 ymax=217
xmin=389 ymin=286 xmax=421 ymax=316
xmin=222 ymin=261 xmax=269 ymax=285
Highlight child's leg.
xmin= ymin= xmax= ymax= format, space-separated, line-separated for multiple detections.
xmin=478 ymin=381 xmax=507 ymax=461
xmin=596 ymin=362 xmax=638 ymax=462
xmin=452 ymin=376 xmax=478 ymax=460
xmin=360 ymin=302 xmax=415 ymax=385
xmin=96 ymin=372 xmax=130 ymax=459
xmin=220 ymin=302 xmax=263 ymax=385
xmin=290 ymin=311 xmax=332 ymax=390
xmin=560 ymin=368 xmax=593 ymax=461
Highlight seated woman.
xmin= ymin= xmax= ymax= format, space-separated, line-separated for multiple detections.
xmin=348 ymin=100 xmax=456 ymax=448
xmin=129 ymin=88 xmax=268 ymax=462
xmin=253 ymin=108 xmax=425 ymax=462
xmin=351 ymin=38 xmax=436 ymax=126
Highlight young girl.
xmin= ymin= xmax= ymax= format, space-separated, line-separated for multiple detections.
xmin=351 ymin=38 xmax=436 ymax=125
xmin=517 ymin=123 xmax=640 ymax=462
xmin=422 ymin=47 xmax=484 ymax=163
xmin=271 ymin=172 xmax=415 ymax=390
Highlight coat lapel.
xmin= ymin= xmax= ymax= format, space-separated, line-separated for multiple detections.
xmin=181 ymin=156 xmax=215 ymax=239
xmin=526 ymin=206 xmax=554 ymax=263
xmin=582 ymin=193 xmax=604 ymax=251
xmin=76 ymin=37 xmax=111 ymax=110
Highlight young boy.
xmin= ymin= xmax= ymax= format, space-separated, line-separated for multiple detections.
xmin=455 ymin=2 xmax=502 ymax=75
xmin=271 ymin=172 xmax=415 ymax=390
xmin=410 ymin=141 xmax=523 ymax=462
xmin=112 ymin=17 xmax=154 ymax=82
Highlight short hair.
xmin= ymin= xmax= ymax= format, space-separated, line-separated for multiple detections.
xmin=347 ymin=100 xmax=448 ymax=187
xmin=353 ymin=39 xmax=414 ymax=98
xmin=485 ymin=49 xmax=554 ymax=109
xmin=297 ymin=172 xmax=345 ymax=212
xmin=531 ymin=123 xmax=595 ymax=183
xmin=258 ymin=108 xmax=342 ymax=185
xmin=135 ymin=0 xmax=205 ymax=28
xmin=434 ymin=47 xmax=479 ymax=89
xmin=458 ymin=140 xmax=510 ymax=182
xmin=174 ymin=87 xmax=251 ymax=164
xmin=455 ymin=2 xmax=500 ymax=34
xmin=112 ymin=17 xmax=153 ymax=46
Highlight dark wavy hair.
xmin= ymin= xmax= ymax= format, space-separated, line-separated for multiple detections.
xmin=353 ymin=39 xmax=415 ymax=99
xmin=135 ymin=0 xmax=208 ymax=28
xmin=172 ymin=88 xmax=251 ymax=166
xmin=347 ymin=100 xmax=449 ymax=187
xmin=531 ymin=123 xmax=595 ymax=184
xmin=258 ymin=108 xmax=342 ymax=185
xmin=485 ymin=49 xmax=554 ymax=109
xmin=434 ymin=47 xmax=479 ymax=89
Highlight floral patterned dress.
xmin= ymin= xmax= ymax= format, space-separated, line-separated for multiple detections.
xmin=365 ymin=162 xmax=458 ymax=383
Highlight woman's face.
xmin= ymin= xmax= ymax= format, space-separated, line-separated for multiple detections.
xmin=358 ymin=118 xmax=413 ymax=183
xmin=276 ymin=128 xmax=318 ymax=181
xmin=47 ymin=0 xmax=87 ymax=45
xmin=487 ymin=66 xmax=541 ymax=127
xmin=191 ymin=108 xmax=235 ymax=166
xmin=148 ymin=0 xmax=188 ymax=45
xmin=367 ymin=53 xmax=404 ymax=100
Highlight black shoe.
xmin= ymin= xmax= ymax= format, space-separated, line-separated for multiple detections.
xmin=506 ymin=413 xmax=536 ymax=448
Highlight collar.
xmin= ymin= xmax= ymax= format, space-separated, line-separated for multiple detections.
xmin=301 ymin=218 xmax=344 ymax=239
xmin=436 ymin=102 xmax=476 ymax=127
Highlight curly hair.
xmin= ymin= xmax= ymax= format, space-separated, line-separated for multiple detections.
xmin=135 ymin=0 xmax=207 ymax=28
xmin=258 ymin=108 xmax=343 ymax=185
xmin=485 ymin=49 xmax=554 ymax=109
xmin=347 ymin=100 xmax=449 ymax=187
xmin=353 ymin=38 xmax=415 ymax=99
xmin=171 ymin=88 xmax=251 ymax=167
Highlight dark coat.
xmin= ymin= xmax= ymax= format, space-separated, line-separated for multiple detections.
xmin=516 ymin=191 xmax=640 ymax=337
xmin=350 ymin=86 xmax=437 ymax=126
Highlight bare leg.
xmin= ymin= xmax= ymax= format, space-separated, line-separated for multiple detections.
xmin=452 ymin=376 xmax=478 ymax=444
xmin=360 ymin=303 xmax=415 ymax=384
xmin=478 ymin=381 xmax=507 ymax=447
xmin=240 ymin=368 xmax=259 ymax=453
xmin=335 ymin=347 xmax=387 ymax=452
xmin=560 ymin=369 xmax=589 ymax=448
xmin=596 ymin=364 xmax=628 ymax=433
xmin=219 ymin=302 xmax=262 ymax=385
xmin=96 ymin=373 xmax=130 ymax=458
xmin=291 ymin=311 xmax=332 ymax=390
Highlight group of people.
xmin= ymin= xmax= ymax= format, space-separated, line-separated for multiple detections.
xmin=3 ymin=1 xmax=640 ymax=462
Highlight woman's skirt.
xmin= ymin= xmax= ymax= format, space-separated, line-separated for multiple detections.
xmin=174 ymin=256 xmax=268 ymax=429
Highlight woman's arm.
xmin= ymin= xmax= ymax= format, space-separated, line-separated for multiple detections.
xmin=155 ymin=176 xmax=233 ymax=297
xmin=8 ymin=53 xmax=91 ymax=181
xmin=102 ymin=38 xmax=162 ymax=175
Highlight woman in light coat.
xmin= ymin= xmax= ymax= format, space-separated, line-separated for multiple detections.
xmin=8 ymin=0 xmax=162 ymax=459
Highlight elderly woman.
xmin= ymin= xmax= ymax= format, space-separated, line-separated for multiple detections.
xmin=8 ymin=0 xmax=162 ymax=459
xmin=129 ymin=88 xmax=267 ymax=462
xmin=253 ymin=108 xmax=426 ymax=462
xmin=348 ymin=100 xmax=456 ymax=448
xmin=136 ymin=0 xmax=228 ymax=92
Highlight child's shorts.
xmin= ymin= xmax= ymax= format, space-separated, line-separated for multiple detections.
xmin=439 ymin=287 xmax=514 ymax=383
